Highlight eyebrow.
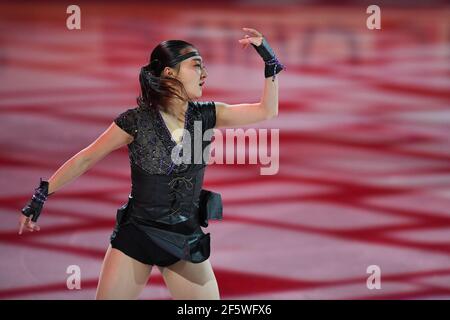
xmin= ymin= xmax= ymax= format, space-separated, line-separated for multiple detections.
xmin=192 ymin=58 xmax=203 ymax=63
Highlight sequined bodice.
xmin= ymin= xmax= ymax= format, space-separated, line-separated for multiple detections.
xmin=114 ymin=101 xmax=216 ymax=176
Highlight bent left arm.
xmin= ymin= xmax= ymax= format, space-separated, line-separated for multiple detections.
xmin=215 ymin=27 xmax=282 ymax=129
xmin=215 ymin=76 xmax=279 ymax=128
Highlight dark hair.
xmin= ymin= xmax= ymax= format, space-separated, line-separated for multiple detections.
xmin=137 ymin=40 xmax=196 ymax=112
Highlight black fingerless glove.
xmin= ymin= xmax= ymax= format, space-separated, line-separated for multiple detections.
xmin=21 ymin=178 xmax=52 ymax=222
xmin=251 ymin=37 xmax=285 ymax=81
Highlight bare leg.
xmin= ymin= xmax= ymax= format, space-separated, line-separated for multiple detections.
xmin=158 ymin=258 xmax=220 ymax=300
xmin=95 ymin=244 xmax=153 ymax=300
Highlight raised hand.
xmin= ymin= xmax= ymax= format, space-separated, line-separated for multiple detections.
xmin=238 ymin=27 xmax=285 ymax=81
xmin=238 ymin=27 xmax=263 ymax=49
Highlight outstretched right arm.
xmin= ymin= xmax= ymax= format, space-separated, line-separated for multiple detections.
xmin=19 ymin=122 xmax=133 ymax=234
xmin=47 ymin=122 xmax=133 ymax=194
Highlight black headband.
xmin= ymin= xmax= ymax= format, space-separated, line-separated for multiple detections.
xmin=148 ymin=51 xmax=200 ymax=75
xmin=168 ymin=51 xmax=200 ymax=67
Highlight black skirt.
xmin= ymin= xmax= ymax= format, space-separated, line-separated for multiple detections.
xmin=109 ymin=195 xmax=213 ymax=267
xmin=110 ymin=222 xmax=181 ymax=267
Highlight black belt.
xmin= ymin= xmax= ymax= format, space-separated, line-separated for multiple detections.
xmin=118 ymin=188 xmax=223 ymax=228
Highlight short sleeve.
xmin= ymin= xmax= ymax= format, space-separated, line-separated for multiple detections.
xmin=197 ymin=101 xmax=216 ymax=131
xmin=114 ymin=108 xmax=138 ymax=137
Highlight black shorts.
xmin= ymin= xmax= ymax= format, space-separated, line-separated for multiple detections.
xmin=110 ymin=222 xmax=181 ymax=267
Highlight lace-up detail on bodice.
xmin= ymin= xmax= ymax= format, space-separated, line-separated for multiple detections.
xmin=168 ymin=176 xmax=194 ymax=216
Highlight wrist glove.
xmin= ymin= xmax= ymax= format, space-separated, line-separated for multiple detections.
xmin=21 ymin=178 xmax=52 ymax=222
xmin=251 ymin=37 xmax=285 ymax=81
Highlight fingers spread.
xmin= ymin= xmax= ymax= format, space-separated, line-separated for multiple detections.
xmin=19 ymin=215 xmax=40 ymax=234
xmin=242 ymin=27 xmax=262 ymax=37
xmin=28 ymin=221 xmax=39 ymax=232
xmin=18 ymin=222 xmax=24 ymax=235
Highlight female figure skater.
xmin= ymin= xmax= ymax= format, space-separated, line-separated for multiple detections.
xmin=19 ymin=27 xmax=284 ymax=300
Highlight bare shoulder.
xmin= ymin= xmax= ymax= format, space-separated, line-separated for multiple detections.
xmin=81 ymin=120 xmax=134 ymax=164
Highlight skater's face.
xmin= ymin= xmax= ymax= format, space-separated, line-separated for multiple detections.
xmin=164 ymin=48 xmax=208 ymax=100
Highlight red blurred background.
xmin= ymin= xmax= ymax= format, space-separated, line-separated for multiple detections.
xmin=0 ymin=0 xmax=449 ymax=299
